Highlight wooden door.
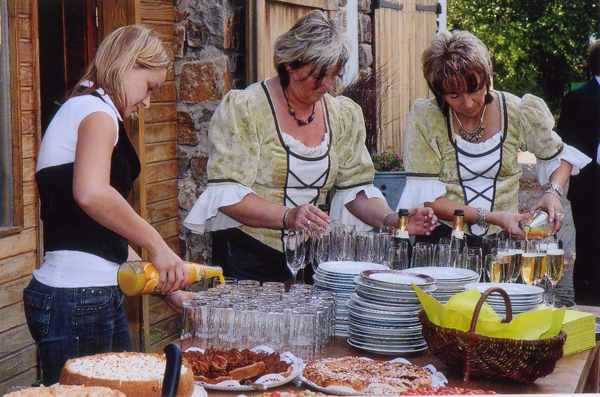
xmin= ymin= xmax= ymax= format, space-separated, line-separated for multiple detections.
xmin=246 ymin=0 xmax=337 ymax=84
xmin=373 ymin=0 xmax=438 ymax=154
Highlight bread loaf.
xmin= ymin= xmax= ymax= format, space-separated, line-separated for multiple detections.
xmin=59 ymin=352 xmax=194 ymax=397
xmin=4 ymin=384 xmax=126 ymax=396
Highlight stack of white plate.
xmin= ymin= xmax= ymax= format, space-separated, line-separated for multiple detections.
xmin=464 ymin=282 xmax=544 ymax=316
xmin=313 ymin=261 xmax=388 ymax=337
xmin=346 ymin=269 xmax=436 ymax=354
xmin=410 ymin=266 xmax=480 ymax=303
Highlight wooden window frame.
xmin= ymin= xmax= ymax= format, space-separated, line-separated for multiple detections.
xmin=0 ymin=0 xmax=23 ymax=237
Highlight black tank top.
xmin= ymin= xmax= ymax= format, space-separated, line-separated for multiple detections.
xmin=36 ymin=93 xmax=141 ymax=263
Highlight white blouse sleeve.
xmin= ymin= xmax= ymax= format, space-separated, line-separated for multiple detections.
xmin=535 ymin=143 xmax=592 ymax=185
xmin=183 ymin=184 xmax=255 ymax=234
xmin=330 ymin=185 xmax=385 ymax=231
xmin=397 ymin=178 xmax=447 ymax=210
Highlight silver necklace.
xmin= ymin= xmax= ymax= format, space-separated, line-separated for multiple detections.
xmin=452 ymin=105 xmax=487 ymax=143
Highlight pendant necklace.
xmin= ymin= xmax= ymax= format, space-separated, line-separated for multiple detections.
xmin=452 ymin=105 xmax=487 ymax=143
xmin=282 ymin=86 xmax=315 ymax=126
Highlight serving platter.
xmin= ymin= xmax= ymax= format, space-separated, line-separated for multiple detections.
xmin=185 ymin=346 xmax=303 ymax=391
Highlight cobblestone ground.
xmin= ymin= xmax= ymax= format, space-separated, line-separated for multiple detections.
xmin=518 ymin=179 xmax=575 ymax=305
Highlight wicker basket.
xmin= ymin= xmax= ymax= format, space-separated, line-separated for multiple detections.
xmin=419 ymin=287 xmax=567 ymax=383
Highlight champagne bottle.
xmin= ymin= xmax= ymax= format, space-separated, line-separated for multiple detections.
xmin=117 ymin=260 xmax=224 ymax=296
xmin=519 ymin=210 xmax=555 ymax=239
xmin=450 ymin=209 xmax=467 ymax=265
xmin=394 ymin=208 xmax=412 ymax=263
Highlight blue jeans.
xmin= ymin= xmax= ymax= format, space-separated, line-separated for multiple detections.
xmin=23 ymin=278 xmax=132 ymax=386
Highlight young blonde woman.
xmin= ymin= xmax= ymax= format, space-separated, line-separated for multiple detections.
xmin=24 ymin=25 xmax=194 ymax=386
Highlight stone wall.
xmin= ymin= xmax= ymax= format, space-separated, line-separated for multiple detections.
xmin=175 ymin=1 xmax=375 ymax=263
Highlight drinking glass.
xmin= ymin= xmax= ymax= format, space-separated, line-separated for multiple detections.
xmin=433 ymin=243 xmax=452 ymax=267
xmin=376 ymin=231 xmax=393 ymax=265
xmin=285 ymin=228 xmax=308 ymax=284
xmin=485 ymin=254 xmax=508 ymax=283
xmin=508 ymin=239 xmax=524 ymax=283
xmin=545 ymin=247 xmax=565 ymax=307
xmin=180 ymin=300 xmax=206 ymax=349
xmin=315 ymin=228 xmax=331 ymax=267
xmin=355 ymin=231 xmax=375 ymax=262
xmin=411 ymin=242 xmax=433 ymax=268
xmin=392 ymin=240 xmax=409 ymax=270
xmin=467 ymin=247 xmax=483 ymax=280
xmin=496 ymin=239 xmax=516 ymax=283
xmin=520 ymin=242 xmax=545 ymax=286
xmin=332 ymin=224 xmax=356 ymax=261
xmin=457 ymin=252 xmax=479 ymax=274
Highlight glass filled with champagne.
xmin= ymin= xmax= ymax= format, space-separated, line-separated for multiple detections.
xmin=520 ymin=252 xmax=545 ymax=285
xmin=485 ymin=254 xmax=508 ymax=283
xmin=545 ymin=248 xmax=565 ymax=307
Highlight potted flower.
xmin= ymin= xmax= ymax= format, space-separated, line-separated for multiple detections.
xmin=370 ymin=146 xmax=406 ymax=210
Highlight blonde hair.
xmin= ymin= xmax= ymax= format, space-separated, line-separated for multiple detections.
xmin=273 ymin=10 xmax=351 ymax=88
xmin=69 ymin=25 xmax=170 ymax=117
xmin=422 ymin=30 xmax=493 ymax=108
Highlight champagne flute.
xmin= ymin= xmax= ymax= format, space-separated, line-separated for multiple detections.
xmin=545 ymin=248 xmax=565 ymax=307
xmin=285 ymin=228 xmax=307 ymax=284
xmin=485 ymin=254 xmax=508 ymax=283
xmin=468 ymin=247 xmax=483 ymax=280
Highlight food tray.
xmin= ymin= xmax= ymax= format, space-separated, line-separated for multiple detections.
xmin=185 ymin=346 xmax=303 ymax=391
xmin=299 ymin=357 xmax=447 ymax=396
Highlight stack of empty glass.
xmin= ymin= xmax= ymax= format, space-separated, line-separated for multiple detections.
xmin=180 ymin=280 xmax=337 ymax=363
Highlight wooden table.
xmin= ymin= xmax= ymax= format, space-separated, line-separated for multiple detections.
xmin=176 ymin=305 xmax=600 ymax=395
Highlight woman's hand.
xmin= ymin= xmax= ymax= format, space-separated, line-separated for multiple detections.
xmin=488 ymin=211 xmax=531 ymax=238
xmin=148 ymin=248 xmax=189 ymax=293
xmin=286 ymin=203 xmax=330 ymax=230
xmin=407 ymin=207 xmax=437 ymax=236
xmin=530 ymin=192 xmax=565 ymax=234
xmin=162 ymin=290 xmax=198 ymax=313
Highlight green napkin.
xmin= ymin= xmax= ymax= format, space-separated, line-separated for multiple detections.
xmin=414 ymin=283 xmax=565 ymax=340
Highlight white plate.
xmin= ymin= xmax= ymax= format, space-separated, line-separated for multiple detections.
xmin=464 ymin=282 xmax=544 ymax=297
xmin=193 ymin=384 xmax=207 ymax=397
xmin=355 ymin=288 xmax=421 ymax=304
xmin=318 ymin=261 xmax=389 ymax=275
xmin=349 ymin=293 xmax=423 ymax=312
xmin=360 ymin=270 xmax=436 ymax=288
xmin=186 ymin=346 xmax=303 ymax=391
xmin=347 ymin=299 xmax=421 ymax=316
xmin=347 ymin=337 xmax=428 ymax=354
xmin=410 ymin=266 xmax=479 ymax=281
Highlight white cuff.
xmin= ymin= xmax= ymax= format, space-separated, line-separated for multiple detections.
xmin=183 ymin=184 xmax=254 ymax=234
xmin=330 ymin=185 xmax=384 ymax=231
xmin=397 ymin=178 xmax=446 ymax=210
xmin=535 ymin=143 xmax=592 ymax=185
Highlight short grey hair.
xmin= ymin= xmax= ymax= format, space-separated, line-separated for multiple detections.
xmin=422 ymin=30 xmax=493 ymax=108
xmin=273 ymin=10 xmax=351 ymax=88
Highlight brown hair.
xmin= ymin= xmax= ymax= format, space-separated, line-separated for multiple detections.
xmin=273 ymin=10 xmax=350 ymax=89
xmin=422 ymin=30 xmax=493 ymax=109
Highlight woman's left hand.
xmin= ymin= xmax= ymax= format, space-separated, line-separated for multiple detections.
xmin=530 ymin=192 xmax=564 ymax=234
xmin=407 ymin=207 xmax=437 ymax=235
xmin=162 ymin=290 xmax=199 ymax=314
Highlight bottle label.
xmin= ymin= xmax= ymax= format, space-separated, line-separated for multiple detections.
xmin=452 ymin=230 xmax=465 ymax=239
xmin=395 ymin=230 xmax=409 ymax=239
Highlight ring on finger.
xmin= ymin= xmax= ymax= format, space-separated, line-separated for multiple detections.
xmin=556 ymin=213 xmax=564 ymax=218
xmin=306 ymin=220 xmax=311 ymax=227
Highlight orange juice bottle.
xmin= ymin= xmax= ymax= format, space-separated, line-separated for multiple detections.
xmin=117 ymin=260 xmax=224 ymax=296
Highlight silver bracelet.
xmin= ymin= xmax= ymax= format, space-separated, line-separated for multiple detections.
xmin=547 ymin=183 xmax=564 ymax=197
xmin=476 ymin=208 xmax=488 ymax=229
xmin=282 ymin=208 xmax=291 ymax=230
xmin=544 ymin=188 xmax=562 ymax=200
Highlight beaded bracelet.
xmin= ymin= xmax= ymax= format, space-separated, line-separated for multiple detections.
xmin=383 ymin=213 xmax=395 ymax=229
xmin=544 ymin=188 xmax=562 ymax=200
xmin=282 ymin=208 xmax=291 ymax=230
xmin=476 ymin=208 xmax=488 ymax=229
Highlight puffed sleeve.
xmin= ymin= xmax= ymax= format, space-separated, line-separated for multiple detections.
xmin=519 ymin=94 xmax=591 ymax=184
xmin=333 ymin=96 xmax=375 ymax=188
xmin=207 ymin=89 xmax=264 ymax=186
xmin=183 ymin=89 xmax=264 ymax=235
xmin=398 ymin=99 xmax=447 ymax=208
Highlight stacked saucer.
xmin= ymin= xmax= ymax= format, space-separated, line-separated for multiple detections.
xmin=464 ymin=282 xmax=544 ymax=316
xmin=346 ymin=269 xmax=436 ymax=354
xmin=410 ymin=266 xmax=480 ymax=303
xmin=313 ymin=261 xmax=388 ymax=337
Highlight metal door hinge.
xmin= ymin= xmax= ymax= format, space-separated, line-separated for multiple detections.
xmin=416 ymin=3 xmax=442 ymax=14
xmin=373 ymin=0 xmax=404 ymax=11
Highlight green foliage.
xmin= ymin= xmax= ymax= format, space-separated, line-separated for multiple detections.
xmin=371 ymin=146 xmax=404 ymax=172
xmin=447 ymin=0 xmax=599 ymax=114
